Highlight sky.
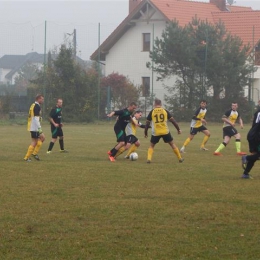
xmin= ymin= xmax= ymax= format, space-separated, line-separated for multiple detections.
xmin=1 ymin=0 xmax=260 ymax=60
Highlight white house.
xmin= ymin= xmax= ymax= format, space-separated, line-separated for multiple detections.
xmin=91 ymin=0 xmax=260 ymax=104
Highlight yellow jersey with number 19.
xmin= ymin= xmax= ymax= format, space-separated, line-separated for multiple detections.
xmin=147 ymin=107 xmax=172 ymax=136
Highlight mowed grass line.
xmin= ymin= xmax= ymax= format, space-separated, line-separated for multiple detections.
xmin=0 ymin=122 xmax=260 ymax=259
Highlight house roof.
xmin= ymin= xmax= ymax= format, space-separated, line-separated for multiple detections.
xmin=0 ymin=52 xmax=86 ymax=80
xmin=212 ymin=11 xmax=260 ymax=49
xmin=90 ymin=0 xmax=257 ymax=61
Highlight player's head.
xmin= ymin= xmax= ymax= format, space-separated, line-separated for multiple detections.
xmin=200 ymin=100 xmax=207 ymax=109
xmin=56 ymin=98 xmax=63 ymax=108
xmin=35 ymin=94 xmax=44 ymax=104
xmin=154 ymin=98 xmax=162 ymax=107
xmin=231 ymin=102 xmax=238 ymax=111
xmin=133 ymin=110 xmax=142 ymax=120
xmin=128 ymin=102 xmax=137 ymax=112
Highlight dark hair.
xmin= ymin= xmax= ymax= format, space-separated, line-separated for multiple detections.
xmin=35 ymin=94 xmax=44 ymax=100
xmin=154 ymin=98 xmax=162 ymax=106
xmin=129 ymin=102 xmax=137 ymax=106
xmin=200 ymin=99 xmax=207 ymax=104
xmin=134 ymin=110 xmax=142 ymax=114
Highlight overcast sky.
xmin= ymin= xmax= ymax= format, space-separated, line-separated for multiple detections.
xmin=1 ymin=0 xmax=260 ymax=60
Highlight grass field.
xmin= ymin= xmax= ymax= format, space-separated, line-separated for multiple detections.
xmin=1 ymin=121 xmax=260 ymax=259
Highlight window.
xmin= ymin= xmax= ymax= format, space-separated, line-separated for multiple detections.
xmin=142 ymin=77 xmax=150 ymax=97
xmin=143 ymin=33 xmax=150 ymax=52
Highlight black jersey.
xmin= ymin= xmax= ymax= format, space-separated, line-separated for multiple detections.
xmin=247 ymin=109 xmax=260 ymax=142
xmin=50 ymin=106 xmax=62 ymax=125
xmin=114 ymin=108 xmax=132 ymax=130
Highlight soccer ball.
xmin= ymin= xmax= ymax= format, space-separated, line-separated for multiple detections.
xmin=129 ymin=152 xmax=138 ymax=161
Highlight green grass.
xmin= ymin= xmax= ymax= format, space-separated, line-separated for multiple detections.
xmin=1 ymin=121 xmax=260 ymax=259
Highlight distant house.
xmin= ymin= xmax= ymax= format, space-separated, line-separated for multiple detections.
xmin=0 ymin=52 xmax=88 ymax=86
xmin=0 ymin=52 xmax=45 ymax=85
xmin=91 ymin=0 xmax=260 ymax=104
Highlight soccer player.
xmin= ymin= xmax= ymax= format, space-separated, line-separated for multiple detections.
xmin=47 ymin=98 xmax=68 ymax=153
xmin=241 ymin=106 xmax=260 ymax=179
xmin=144 ymin=98 xmax=184 ymax=163
xmin=107 ymin=102 xmax=137 ymax=162
xmin=24 ymin=94 xmax=45 ymax=161
xmin=214 ymin=102 xmax=246 ymax=156
xmin=114 ymin=110 xmax=146 ymax=159
xmin=180 ymin=100 xmax=210 ymax=153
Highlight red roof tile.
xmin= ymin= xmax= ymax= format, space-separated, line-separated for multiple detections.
xmin=212 ymin=11 xmax=260 ymax=48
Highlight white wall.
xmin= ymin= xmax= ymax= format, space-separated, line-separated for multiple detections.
xmin=105 ymin=12 xmax=176 ymax=103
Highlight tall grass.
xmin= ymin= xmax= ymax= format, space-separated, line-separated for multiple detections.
xmin=0 ymin=121 xmax=259 ymax=259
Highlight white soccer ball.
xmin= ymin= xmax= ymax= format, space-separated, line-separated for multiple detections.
xmin=129 ymin=152 xmax=138 ymax=161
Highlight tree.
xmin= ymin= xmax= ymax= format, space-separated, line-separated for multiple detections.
xmin=100 ymin=72 xmax=139 ymax=113
xmin=31 ymin=45 xmax=99 ymax=122
xmin=147 ymin=18 xmax=254 ymax=116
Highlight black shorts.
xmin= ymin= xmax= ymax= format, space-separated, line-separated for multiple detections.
xmin=150 ymin=132 xmax=173 ymax=144
xmin=190 ymin=125 xmax=207 ymax=135
xmin=114 ymin=127 xmax=126 ymax=142
xmin=223 ymin=126 xmax=238 ymax=138
xmin=125 ymin=135 xmax=138 ymax=144
xmin=51 ymin=125 xmax=63 ymax=138
xmin=248 ymin=140 xmax=260 ymax=154
xmin=30 ymin=131 xmax=40 ymax=139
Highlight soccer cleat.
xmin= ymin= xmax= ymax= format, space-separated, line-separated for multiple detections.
xmin=180 ymin=146 xmax=185 ymax=153
xmin=179 ymin=158 xmax=184 ymax=163
xmin=237 ymin=152 xmax=247 ymax=156
xmin=124 ymin=155 xmax=129 ymax=159
xmin=147 ymin=160 xmax=151 ymax=164
xmin=32 ymin=154 xmax=40 ymax=161
xmin=213 ymin=152 xmax=222 ymax=156
xmin=200 ymin=147 xmax=209 ymax=151
xmin=109 ymin=155 xmax=115 ymax=162
xmin=107 ymin=150 xmax=112 ymax=156
xmin=46 ymin=151 xmax=52 ymax=154
xmin=24 ymin=158 xmax=32 ymax=162
xmin=60 ymin=149 xmax=69 ymax=153
xmin=241 ymin=173 xmax=253 ymax=179
xmin=241 ymin=155 xmax=248 ymax=170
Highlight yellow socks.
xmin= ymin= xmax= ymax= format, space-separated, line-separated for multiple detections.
xmin=115 ymin=146 xmax=125 ymax=158
xmin=183 ymin=137 xmax=191 ymax=147
xmin=33 ymin=140 xmax=43 ymax=155
xmin=201 ymin=135 xmax=209 ymax=148
xmin=125 ymin=144 xmax=137 ymax=157
xmin=235 ymin=140 xmax=241 ymax=152
xmin=215 ymin=143 xmax=225 ymax=153
xmin=147 ymin=147 xmax=154 ymax=161
xmin=173 ymin=148 xmax=182 ymax=160
xmin=24 ymin=145 xmax=34 ymax=160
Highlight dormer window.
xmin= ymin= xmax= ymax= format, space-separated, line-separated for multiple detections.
xmin=143 ymin=33 xmax=151 ymax=52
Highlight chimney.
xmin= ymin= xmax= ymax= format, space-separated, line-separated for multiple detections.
xmin=210 ymin=0 xmax=226 ymax=11
xmin=129 ymin=0 xmax=142 ymax=13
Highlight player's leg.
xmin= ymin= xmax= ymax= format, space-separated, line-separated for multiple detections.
xmin=214 ymin=128 xmax=231 ymax=155
xmin=24 ymin=133 xmax=38 ymax=161
xmin=32 ymin=133 xmax=45 ymax=160
xmin=47 ymin=125 xmax=58 ymax=153
xmin=125 ymin=136 xmax=139 ymax=158
xmin=165 ymin=133 xmax=184 ymax=162
xmin=234 ymin=132 xmax=246 ymax=155
xmin=180 ymin=129 xmax=195 ymax=153
xmin=58 ymin=128 xmax=68 ymax=153
xmin=200 ymin=129 xmax=210 ymax=150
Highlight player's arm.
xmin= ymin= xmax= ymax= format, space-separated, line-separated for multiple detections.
xmin=107 ymin=109 xmax=124 ymax=118
xmin=222 ymin=114 xmax=234 ymax=126
xmin=144 ymin=120 xmax=150 ymax=137
xmin=169 ymin=117 xmax=181 ymax=134
xmin=239 ymin=116 xmax=244 ymax=129
xmin=49 ymin=109 xmax=59 ymax=127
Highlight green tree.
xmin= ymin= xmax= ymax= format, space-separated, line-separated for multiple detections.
xmin=100 ymin=72 xmax=139 ymax=113
xmin=31 ymin=45 xmax=99 ymax=122
xmin=147 ymin=18 xmax=254 ymax=116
